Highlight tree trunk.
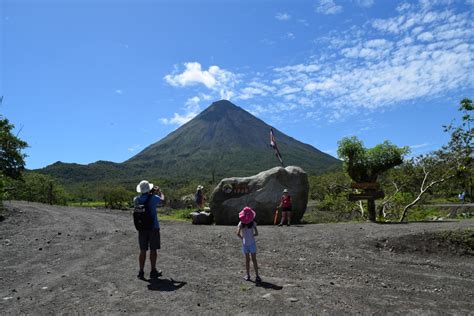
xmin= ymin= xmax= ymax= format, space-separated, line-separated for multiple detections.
xmin=368 ymin=199 xmax=376 ymax=222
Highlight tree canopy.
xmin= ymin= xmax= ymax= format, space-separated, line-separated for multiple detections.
xmin=0 ymin=115 xmax=28 ymax=179
xmin=337 ymin=136 xmax=409 ymax=183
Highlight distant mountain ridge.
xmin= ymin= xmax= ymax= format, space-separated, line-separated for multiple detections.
xmin=37 ymin=100 xmax=340 ymax=185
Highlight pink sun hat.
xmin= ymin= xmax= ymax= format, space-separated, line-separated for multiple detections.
xmin=239 ymin=206 xmax=256 ymax=224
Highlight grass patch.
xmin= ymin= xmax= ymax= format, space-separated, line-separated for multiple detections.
xmin=406 ymin=207 xmax=448 ymax=221
xmin=302 ymin=207 xmax=363 ymax=224
xmin=377 ymin=229 xmax=473 ymax=256
xmin=438 ymin=229 xmax=474 ymax=252
xmin=159 ymin=208 xmax=192 ymax=222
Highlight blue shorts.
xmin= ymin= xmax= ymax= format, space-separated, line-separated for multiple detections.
xmin=242 ymin=243 xmax=257 ymax=254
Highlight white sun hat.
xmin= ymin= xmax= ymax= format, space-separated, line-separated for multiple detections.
xmin=136 ymin=180 xmax=154 ymax=193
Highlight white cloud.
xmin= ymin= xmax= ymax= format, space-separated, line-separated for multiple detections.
xmin=238 ymin=87 xmax=267 ymax=100
xmin=185 ymin=96 xmax=200 ymax=108
xmin=410 ymin=143 xmax=430 ymax=149
xmin=397 ymin=3 xmax=412 ymax=12
xmin=262 ymin=2 xmax=472 ymax=121
xmin=164 ymin=62 xmax=237 ymax=92
xmin=160 ymin=95 xmax=203 ymax=126
xmin=162 ymin=2 xmax=472 ymax=124
xmin=260 ymin=38 xmax=276 ymax=46
xmin=164 ymin=62 xmax=239 ymax=104
xmin=275 ymin=12 xmax=291 ymax=21
xmin=274 ymin=64 xmax=321 ymax=73
xmin=341 ymin=38 xmax=393 ymax=59
xmin=298 ymin=19 xmax=309 ymax=26
xmin=315 ymin=0 xmax=343 ymax=15
xmin=160 ymin=112 xmax=198 ymax=126
xmin=417 ymin=31 xmax=434 ymax=41
xmin=276 ymin=86 xmax=301 ymax=96
xmin=286 ymin=32 xmax=295 ymax=40
xmin=115 ymin=89 xmax=123 ymax=94
xmin=355 ymin=0 xmax=374 ymax=8
xmin=128 ymin=144 xmax=141 ymax=152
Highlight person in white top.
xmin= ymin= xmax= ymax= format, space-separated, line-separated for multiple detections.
xmin=236 ymin=206 xmax=261 ymax=283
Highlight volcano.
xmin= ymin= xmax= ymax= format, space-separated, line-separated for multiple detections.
xmin=37 ymin=100 xmax=340 ymax=184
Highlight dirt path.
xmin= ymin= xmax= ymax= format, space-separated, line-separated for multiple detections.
xmin=1 ymin=201 xmax=473 ymax=315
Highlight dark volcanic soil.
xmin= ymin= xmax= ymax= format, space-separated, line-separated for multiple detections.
xmin=1 ymin=201 xmax=473 ymax=315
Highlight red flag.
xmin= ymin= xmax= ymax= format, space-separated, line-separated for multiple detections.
xmin=270 ymin=129 xmax=284 ymax=166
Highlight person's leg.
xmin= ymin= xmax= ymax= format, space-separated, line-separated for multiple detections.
xmin=139 ymin=250 xmax=146 ymax=272
xmin=280 ymin=211 xmax=287 ymax=226
xmin=245 ymin=253 xmax=250 ymax=278
xmin=251 ymin=253 xmax=259 ymax=276
xmin=287 ymin=212 xmax=292 ymax=225
xmin=149 ymin=230 xmax=161 ymax=278
xmin=150 ymin=250 xmax=157 ymax=270
xmin=138 ymin=231 xmax=149 ymax=278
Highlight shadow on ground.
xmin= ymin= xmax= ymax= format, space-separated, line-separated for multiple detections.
xmin=147 ymin=278 xmax=187 ymax=291
xmin=256 ymin=281 xmax=283 ymax=290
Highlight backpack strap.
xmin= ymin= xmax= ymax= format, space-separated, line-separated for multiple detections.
xmin=144 ymin=193 xmax=153 ymax=211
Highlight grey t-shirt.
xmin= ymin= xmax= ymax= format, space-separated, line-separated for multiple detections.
xmin=238 ymin=221 xmax=256 ymax=246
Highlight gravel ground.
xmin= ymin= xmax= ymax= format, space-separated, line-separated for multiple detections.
xmin=1 ymin=201 xmax=473 ymax=315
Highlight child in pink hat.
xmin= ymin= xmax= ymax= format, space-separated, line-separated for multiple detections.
xmin=236 ymin=206 xmax=261 ymax=283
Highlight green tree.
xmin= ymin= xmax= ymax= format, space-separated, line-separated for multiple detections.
xmin=337 ymin=136 xmax=409 ymax=221
xmin=337 ymin=137 xmax=409 ymax=183
xmin=1 ymin=100 xmax=28 ymax=202
xmin=397 ymin=98 xmax=473 ymax=221
xmin=11 ymin=172 xmax=69 ymax=205
xmin=101 ymin=187 xmax=135 ymax=209
xmin=443 ymin=98 xmax=473 ymax=201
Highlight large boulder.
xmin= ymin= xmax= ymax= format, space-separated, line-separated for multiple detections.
xmin=210 ymin=166 xmax=309 ymax=225
xmin=190 ymin=211 xmax=213 ymax=225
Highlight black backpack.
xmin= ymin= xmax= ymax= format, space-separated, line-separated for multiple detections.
xmin=133 ymin=194 xmax=154 ymax=231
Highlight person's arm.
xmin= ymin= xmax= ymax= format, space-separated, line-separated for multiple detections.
xmin=236 ymin=224 xmax=243 ymax=239
xmin=253 ymin=223 xmax=258 ymax=237
xmin=154 ymin=187 xmax=165 ymax=203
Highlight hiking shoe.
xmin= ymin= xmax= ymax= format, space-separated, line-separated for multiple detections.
xmin=243 ymin=275 xmax=251 ymax=281
xmin=150 ymin=269 xmax=162 ymax=279
xmin=255 ymin=275 xmax=262 ymax=284
xmin=137 ymin=270 xmax=145 ymax=280
xmin=278 ymin=223 xmax=283 ymax=227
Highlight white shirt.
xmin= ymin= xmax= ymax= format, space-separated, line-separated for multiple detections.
xmin=238 ymin=221 xmax=256 ymax=246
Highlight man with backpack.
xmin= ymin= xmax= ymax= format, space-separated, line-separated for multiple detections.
xmin=134 ymin=180 xmax=165 ymax=280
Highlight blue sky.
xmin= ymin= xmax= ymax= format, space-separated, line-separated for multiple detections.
xmin=2 ymin=0 xmax=473 ymax=169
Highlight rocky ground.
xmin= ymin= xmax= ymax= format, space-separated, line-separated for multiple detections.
xmin=1 ymin=201 xmax=473 ymax=315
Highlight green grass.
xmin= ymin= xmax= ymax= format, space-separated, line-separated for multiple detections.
xmin=159 ymin=208 xmax=192 ymax=222
xmin=428 ymin=197 xmax=462 ymax=204
xmin=406 ymin=205 xmax=474 ymax=221
xmin=438 ymin=229 xmax=474 ymax=250
xmin=301 ymin=207 xmax=364 ymax=224
xmin=406 ymin=207 xmax=448 ymax=221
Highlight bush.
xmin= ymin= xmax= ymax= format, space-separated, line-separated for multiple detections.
xmin=9 ymin=172 xmax=69 ymax=205
xmin=101 ymin=187 xmax=135 ymax=209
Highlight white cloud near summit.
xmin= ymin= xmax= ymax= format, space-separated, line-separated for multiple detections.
xmin=164 ymin=62 xmax=237 ymax=91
